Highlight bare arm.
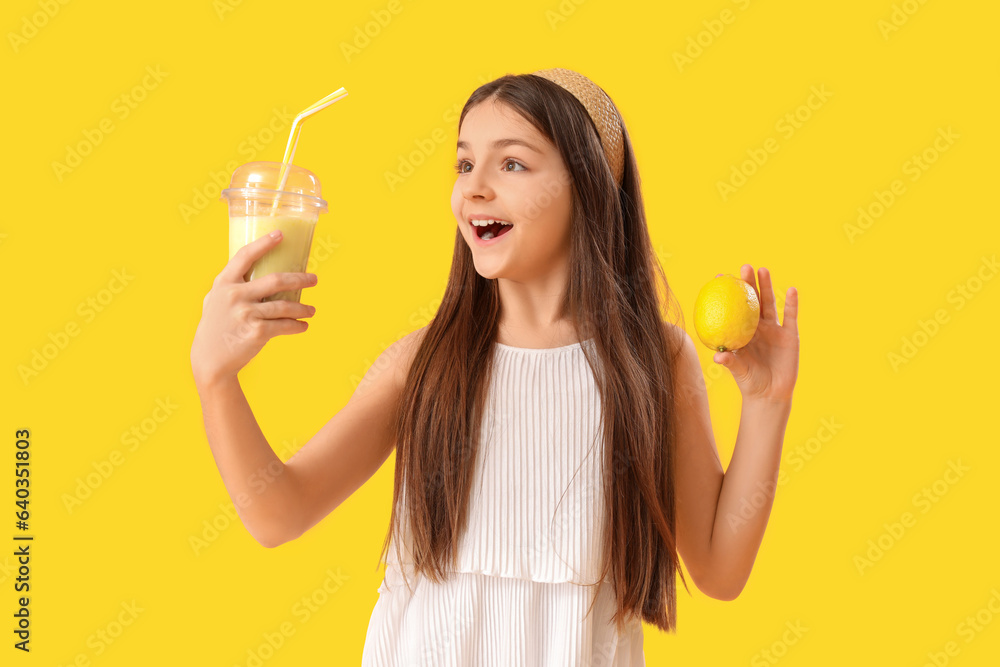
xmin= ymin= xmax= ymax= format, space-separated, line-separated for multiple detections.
xmin=281 ymin=328 xmax=425 ymax=543
xmin=195 ymin=375 xmax=297 ymax=547
xmin=708 ymin=394 xmax=791 ymax=599
xmin=669 ymin=325 xmax=727 ymax=598
xmin=195 ymin=328 xmax=423 ymax=548
xmin=693 ymin=265 xmax=798 ymax=599
xmin=191 ymin=231 xmax=319 ymax=548
xmin=669 ymin=310 xmax=795 ymax=600
xmin=191 ymin=230 xmax=428 ymax=548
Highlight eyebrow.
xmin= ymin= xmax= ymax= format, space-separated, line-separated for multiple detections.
xmin=456 ymin=138 xmax=543 ymax=154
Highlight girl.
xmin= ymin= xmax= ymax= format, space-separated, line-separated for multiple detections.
xmin=191 ymin=68 xmax=800 ymax=666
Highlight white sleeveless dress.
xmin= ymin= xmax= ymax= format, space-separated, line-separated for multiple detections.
xmin=361 ymin=339 xmax=645 ymax=666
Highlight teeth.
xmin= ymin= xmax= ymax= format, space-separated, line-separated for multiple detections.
xmin=471 ymin=218 xmax=512 ymax=227
xmin=482 ymin=231 xmax=495 ymax=240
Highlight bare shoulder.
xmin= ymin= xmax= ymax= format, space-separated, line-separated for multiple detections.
xmin=379 ymin=324 xmax=429 ymax=392
xmin=662 ymin=320 xmax=694 ymax=359
xmin=662 ymin=320 xmax=686 ymax=346
xmin=279 ymin=324 xmax=431 ymax=542
xmin=661 ymin=320 xmax=704 ymax=403
xmin=349 ymin=324 xmax=430 ymax=404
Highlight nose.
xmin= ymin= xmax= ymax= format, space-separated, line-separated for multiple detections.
xmin=461 ymin=166 xmax=494 ymax=201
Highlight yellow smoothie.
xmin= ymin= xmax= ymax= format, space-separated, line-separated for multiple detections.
xmin=228 ymin=215 xmax=318 ymax=302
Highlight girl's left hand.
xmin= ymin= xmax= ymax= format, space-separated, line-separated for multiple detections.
xmin=714 ymin=265 xmax=799 ymax=402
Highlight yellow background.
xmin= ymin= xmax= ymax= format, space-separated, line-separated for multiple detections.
xmin=3 ymin=0 xmax=999 ymax=664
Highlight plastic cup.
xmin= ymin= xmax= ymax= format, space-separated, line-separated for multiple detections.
xmin=221 ymin=161 xmax=329 ymax=302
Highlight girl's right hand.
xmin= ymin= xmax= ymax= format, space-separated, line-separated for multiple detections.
xmin=190 ymin=230 xmax=317 ymax=389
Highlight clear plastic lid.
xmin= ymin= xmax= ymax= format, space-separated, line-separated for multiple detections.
xmin=220 ymin=161 xmax=328 ymax=211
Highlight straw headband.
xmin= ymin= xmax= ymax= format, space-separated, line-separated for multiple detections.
xmin=532 ymin=67 xmax=625 ymax=185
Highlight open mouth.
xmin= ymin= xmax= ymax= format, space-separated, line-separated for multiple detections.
xmin=471 ymin=219 xmax=513 ymax=241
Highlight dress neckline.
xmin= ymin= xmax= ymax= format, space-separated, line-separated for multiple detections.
xmin=493 ymin=338 xmax=593 ymax=353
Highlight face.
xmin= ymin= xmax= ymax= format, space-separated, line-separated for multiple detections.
xmin=451 ymin=99 xmax=574 ymax=282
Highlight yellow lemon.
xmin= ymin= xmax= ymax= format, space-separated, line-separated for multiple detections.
xmin=693 ymin=274 xmax=760 ymax=352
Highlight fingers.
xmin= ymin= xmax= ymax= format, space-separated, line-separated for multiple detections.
xmin=235 ymin=314 xmax=310 ymax=343
xmin=721 ymin=266 xmax=787 ymax=329
xmin=245 ymin=271 xmax=317 ymax=302
xmin=263 ymin=316 xmax=311 ymax=338
xmin=740 ymin=263 xmax=761 ymax=308
xmin=739 ymin=264 xmax=755 ymax=292
xmin=246 ymin=299 xmax=314 ymax=340
xmin=714 ymin=349 xmax=740 ymax=368
xmin=254 ymin=297 xmax=316 ymax=322
xmin=219 ymin=231 xmax=284 ymax=284
xmin=782 ymin=286 xmax=798 ymax=334
xmin=756 ymin=266 xmax=778 ymax=323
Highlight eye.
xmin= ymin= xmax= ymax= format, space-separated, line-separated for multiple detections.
xmin=453 ymin=158 xmax=527 ymax=174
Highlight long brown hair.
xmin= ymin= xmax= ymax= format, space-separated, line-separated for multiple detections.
xmin=378 ymin=72 xmax=690 ymax=633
